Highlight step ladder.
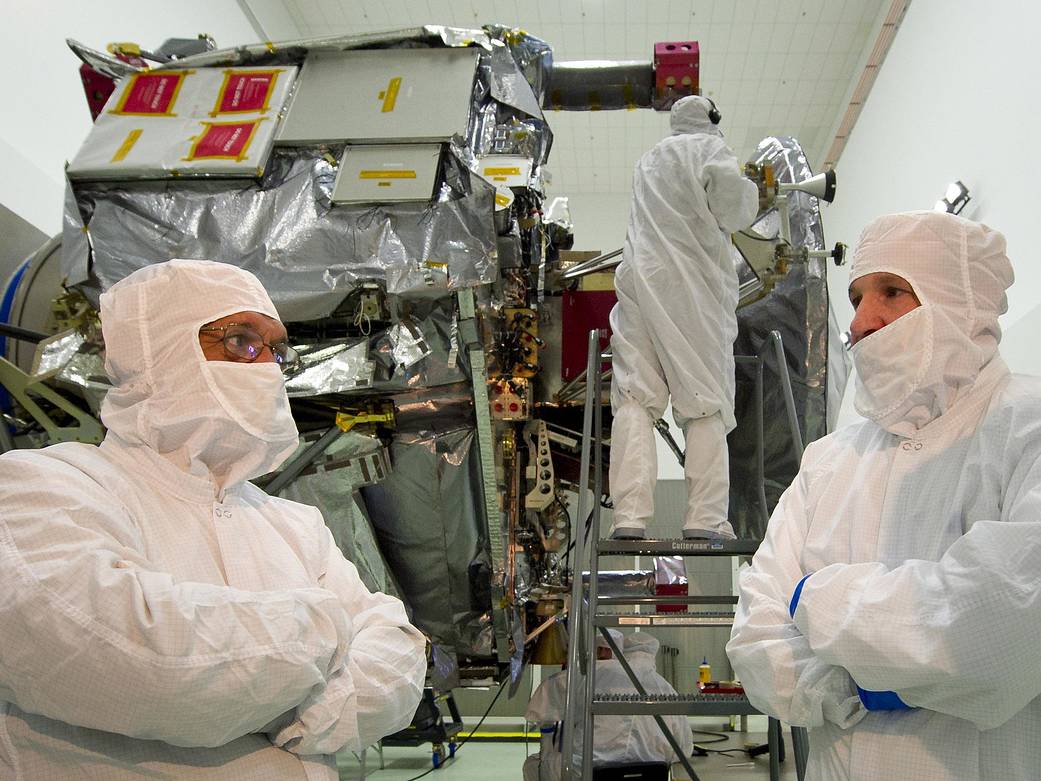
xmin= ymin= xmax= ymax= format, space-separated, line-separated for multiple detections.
xmin=560 ymin=329 xmax=809 ymax=781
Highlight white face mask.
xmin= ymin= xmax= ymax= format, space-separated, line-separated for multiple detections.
xmin=196 ymin=360 xmax=300 ymax=486
xmin=202 ymin=361 xmax=297 ymax=441
xmin=852 ymin=306 xmax=934 ymax=426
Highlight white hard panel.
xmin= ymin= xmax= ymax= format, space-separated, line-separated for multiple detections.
xmin=67 ymin=66 xmax=297 ymax=180
xmin=332 ymin=144 xmax=442 ymax=203
xmin=492 ymin=186 xmax=514 ymax=211
xmin=278 ymin=48 xmax=479 ymax=144
xmin=477 ymin=154 xmax=534 ymax=188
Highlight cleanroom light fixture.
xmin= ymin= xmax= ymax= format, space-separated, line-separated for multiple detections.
xmin=934 ymin=180 xmax=970 ymax=215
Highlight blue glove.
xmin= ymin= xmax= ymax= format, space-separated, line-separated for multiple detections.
xmin=856 ymin=687 xmax=911 ymax=711
xmin=788 ymin=573 xmax=812 ymax=618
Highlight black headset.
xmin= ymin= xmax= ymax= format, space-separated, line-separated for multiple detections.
xmin=705 ymin=96 xmax=722 ymax=125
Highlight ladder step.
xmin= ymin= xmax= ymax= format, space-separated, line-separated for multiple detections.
xmin=597 ymin=595 xmax=738 ymax=606
xmin=591 ymin=693 xmax=759 ymax=716
xmin=597 ymin=538 xmax=759 ymax=556
xmin=594 ymin=611 xmax=735 ymax=627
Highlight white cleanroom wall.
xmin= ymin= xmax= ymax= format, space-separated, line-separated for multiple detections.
xmin=820 ymin=0 xmax=1041 ymax=424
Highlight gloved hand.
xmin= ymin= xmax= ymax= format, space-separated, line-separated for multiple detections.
xmin=856 ymin=687 xmax=912 ymax=711
xmin=790 ymin=574 xmax=913 ymax=713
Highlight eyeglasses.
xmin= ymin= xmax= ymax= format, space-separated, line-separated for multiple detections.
xmin=199 ymin=323 xmax=300 ymax=373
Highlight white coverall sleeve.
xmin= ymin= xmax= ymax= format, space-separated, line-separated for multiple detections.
xmin=726 ymin=447 xmax=865 ymax=729
xmin=700 ymin=140 xmax=759 ymax=234
xmin=791 ymin=452 xmax=1041 ymax=730
xmin=271 ymin=525 xmax=427 ymax=755
xmin=0 ymin=456 xmax=351 ymax=748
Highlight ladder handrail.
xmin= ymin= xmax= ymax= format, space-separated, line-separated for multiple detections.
xmin=580 ymin=333 xmax=607 ymax=779
xmin=560 ymin=248 xmax=623 ymax=281
xmin=561 ymin=330 xmax=601 ymax=780
xmin=767 ymin=329 xmax=805 ymax=462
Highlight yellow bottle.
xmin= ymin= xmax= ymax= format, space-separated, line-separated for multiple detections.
xmin=698 ymin=657 xmax=712 ymax=685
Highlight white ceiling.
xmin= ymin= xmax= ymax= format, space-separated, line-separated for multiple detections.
xmin=246 ymin=0 xmax=886 ymax=196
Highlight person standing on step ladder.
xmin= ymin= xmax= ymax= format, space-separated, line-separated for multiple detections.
xmin=608 ymin=95 xmax=759 ymax=541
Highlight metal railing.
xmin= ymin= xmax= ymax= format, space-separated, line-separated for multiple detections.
xmin=560 ymin=327 xmax=810 ymax=781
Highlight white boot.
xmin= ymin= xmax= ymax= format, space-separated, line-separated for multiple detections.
xmin=607 ymin=402 xmax=657 ymax=539
xmin=680 ymin=413 xmax=736 ymax=540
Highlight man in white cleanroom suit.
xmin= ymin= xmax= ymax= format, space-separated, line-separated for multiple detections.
xmin=727 ymin=211 xmax=1041 ymax=780
xmin=0 ymin=259 xmax=426 ymax=779
xmin=522 ymin=630 xmax=692 ymax=780
xmin=608 ymin=94 xmax=759 ymax=540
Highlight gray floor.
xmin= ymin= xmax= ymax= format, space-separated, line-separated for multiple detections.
xmin=336 ymin=723 xmax=799 ymax=780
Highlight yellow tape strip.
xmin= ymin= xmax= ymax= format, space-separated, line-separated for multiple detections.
xmin=359 ymin=170 xmax=417 ymax=180
xmin=335 ymin=411 xmax=394 ymax=432
xmin=111 ymin=129 xmax=143 ymax=162
xmin=107 ymin=42 xmax=141 ymax=56
xmin=380 ymin=77 xmax=402 ymax=113
xmin=484 ymin=167 xmax=522 ymax=176
xmin=468 ymin=731 xmax=539 ymax=739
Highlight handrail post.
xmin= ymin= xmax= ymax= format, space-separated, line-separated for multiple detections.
xmin=580 ymin=330 xmax=606 ymax=779
xmin=561 ymin=329 xmax=602 ymax=780
xmin=768 ymin=330 xmax=804 ymax=462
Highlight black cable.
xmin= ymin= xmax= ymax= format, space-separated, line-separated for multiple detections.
xmin=557 ymin=496 xmax=574 ymax=573
xmin=400 ymin=677 xmax=510 ymax=781
xmin=554 ymin=496 xmax=572 ymax=527
xmin=692 ymin=728 xmax=745 ymax=756
xmin=454 ymin=676 xmax=509 ymax=750
xmin=562 ymin=506 xmax=595 ymax=561
xmin=0 ymin=322 xmax=48 ymax=343
xmin=697 ymin=748 xmax=746 ymax=756
xmin=691 ymin=729 xmax=730 ymax=744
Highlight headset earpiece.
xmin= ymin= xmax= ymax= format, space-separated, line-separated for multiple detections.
xmin=706 ymin=97 xmax=721 ymax=125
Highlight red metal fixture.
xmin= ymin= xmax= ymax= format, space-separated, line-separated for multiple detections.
xmin=78 ymin=46 xmax=148 ymax=122
xmin=654 ymin=41 xmax=700 ymax=107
